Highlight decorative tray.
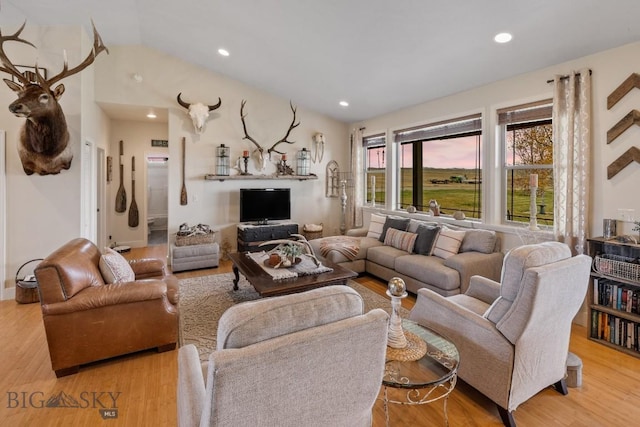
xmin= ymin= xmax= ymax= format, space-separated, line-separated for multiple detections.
xmin=264 ymin=257 xmax=302 ymax=269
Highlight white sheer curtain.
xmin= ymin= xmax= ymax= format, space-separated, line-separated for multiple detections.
xmin=347 ymin=128 xmax=364 ymax=230
xmin=552 ymin=69 xmax=591 ymax=255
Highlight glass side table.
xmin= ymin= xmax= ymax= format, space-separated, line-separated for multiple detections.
xmin=382 ymin=319 xmax=460 ymax=427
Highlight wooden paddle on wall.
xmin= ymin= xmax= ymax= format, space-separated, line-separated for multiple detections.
xmin=115 ymin=140 xmax=127 ymax=212
xmin=180 ymin=137 xmax=188 ymax=205
xmin=129 ymin=156 xmax=139 ymax=227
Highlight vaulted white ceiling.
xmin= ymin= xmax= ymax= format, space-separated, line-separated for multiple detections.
xmin=3 ymin=1 xmax=640 ymax=123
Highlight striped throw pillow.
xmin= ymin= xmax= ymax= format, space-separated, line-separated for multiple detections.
xmin=384 ymin=228 xmax=418 ymax=253
xmin=366 ymin=213 xmax=386 ymax=239
xmin=432 ymin=227 xmax=466 ymax=259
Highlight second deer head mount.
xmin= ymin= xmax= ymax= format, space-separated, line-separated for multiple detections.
xmin=240 ymin=100 xmax=300 ymax=170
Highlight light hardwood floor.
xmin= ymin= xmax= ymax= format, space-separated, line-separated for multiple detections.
xmin=1 ymin=244 xmax=639 ymax=426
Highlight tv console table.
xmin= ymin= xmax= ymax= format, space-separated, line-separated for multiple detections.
xmin=237 ymin=222 xmax=299 ymax=253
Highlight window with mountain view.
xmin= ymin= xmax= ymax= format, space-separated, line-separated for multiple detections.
xmin=500 ymin=100 xmax=554 ymax=226
xmin=394 ymin=114 xmax=482 ymax=218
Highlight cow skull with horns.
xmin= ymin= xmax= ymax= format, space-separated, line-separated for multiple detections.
xmin=0 ymin=21 xmax=108 ymax=175
xmin=176 ymin=93 xmax=222 ymax=134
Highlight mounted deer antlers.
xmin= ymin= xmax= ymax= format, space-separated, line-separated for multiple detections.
xmin=1 ymin=20 xmax=108 ymax=175
xmin=177 ymin=93 xmax=222 ymax=134
xmin=240 ymin=100 xmax=300 ymax=170
xmin=270 ymin=101 xmax=300 ymax=155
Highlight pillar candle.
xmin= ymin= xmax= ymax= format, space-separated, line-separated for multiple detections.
xmin=282 ymin=154 xmax=287 ymax=161
xmin=529 ymin=173 xmax=538 ymax=187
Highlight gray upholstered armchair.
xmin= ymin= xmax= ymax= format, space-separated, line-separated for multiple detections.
xmin=177 ymin=285 xmax=389 ymax=427
xmin=408 ymin=242 xmax=591 ymax=427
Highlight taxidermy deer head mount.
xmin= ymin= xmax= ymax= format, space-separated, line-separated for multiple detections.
xmin=176 ymin=93 xmax=222 ymax=134
xmin=240 ymin=100 xmax=300 ymax=170
xmin=0 ymin=21 xmax=108 ymax=175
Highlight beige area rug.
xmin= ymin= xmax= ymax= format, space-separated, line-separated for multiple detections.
xmin=178 ymin=272 xmax=408 ymax=361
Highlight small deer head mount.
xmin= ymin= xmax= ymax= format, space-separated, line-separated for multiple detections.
xmin=176 ymin=93 xmax=222 ymax=134
xmin=0 ymin=21 xmax=108 ymax=175
xmin=240 ymin=100 xmax=300 ymax=170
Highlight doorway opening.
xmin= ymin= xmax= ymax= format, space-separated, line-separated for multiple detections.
xmin=146 ymin=155 xmax=169 ymax=246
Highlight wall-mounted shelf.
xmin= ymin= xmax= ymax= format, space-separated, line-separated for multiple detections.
xmin=204 ymin=174 xmax=318 ymax=182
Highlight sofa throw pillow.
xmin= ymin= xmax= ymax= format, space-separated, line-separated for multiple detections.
xmin=413 ymin=224 xmax=441 ymax=255
xmin=460 ymin=229 xmax=497 ymax=254
xmin=407 ymin=219 xmax=438 ymax=233
xmin=384 ymin=228 xmax=417 ymax=253
xmin=379 ymin=216 xmax=411 ymax=242
xmin=432 ymin=227 xmax=466 ymax=259
xmin=366 ymin=213 xmax=386 ymax=239
xmin=99 ymin=247 xmax=135 ymax=284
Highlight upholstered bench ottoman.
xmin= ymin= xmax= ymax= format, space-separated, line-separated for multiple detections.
xmin=170 ymin=242 xmax=219 ymax=272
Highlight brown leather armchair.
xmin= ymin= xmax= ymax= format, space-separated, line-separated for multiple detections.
xmin=34 ymin=238 xmax=179 ymax=377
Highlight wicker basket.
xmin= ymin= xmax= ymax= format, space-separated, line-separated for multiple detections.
xmin=302 ymin=224 xmax=323 ymax=241
xmin=593 ymin=254 xmax=640 ymax=282
xmin=175 ymin=231 xmax=216 ymax=246
xmin=15 ymin=258 xmax=44 ymax=304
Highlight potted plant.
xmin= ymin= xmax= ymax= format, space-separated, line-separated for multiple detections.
xmin=279 ymin=242 xmax=302 ymax=266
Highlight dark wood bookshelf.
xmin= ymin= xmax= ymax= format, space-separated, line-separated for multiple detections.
xmin=587 ymin=237 xmax=640 ymax=358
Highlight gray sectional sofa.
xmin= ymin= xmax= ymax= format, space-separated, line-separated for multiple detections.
xmin=310 ymin=216 xmax=504 ymax=296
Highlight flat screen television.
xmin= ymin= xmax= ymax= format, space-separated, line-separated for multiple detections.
xmin=239 ymin=188 xmax=291 ymax=224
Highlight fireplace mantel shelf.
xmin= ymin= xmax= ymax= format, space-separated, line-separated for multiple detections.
xmin=204 ymin=174 xmax=318 ymax=182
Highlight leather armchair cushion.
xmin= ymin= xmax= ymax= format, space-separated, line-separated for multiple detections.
xmin=130 ymin=258 xmax=166 ymax=279
xmin=41 ymin=279 xmax=171 ymax=315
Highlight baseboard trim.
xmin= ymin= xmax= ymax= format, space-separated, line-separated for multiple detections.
xmin=2 ymin=286 xmax=15 ymax=301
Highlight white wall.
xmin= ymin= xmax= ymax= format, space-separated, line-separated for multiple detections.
xmin=95 ymin=45 xmax=350 ymax=253
xmin=353 ymin=40 xmax=640 ymax=248
xmin=1 ymin=26 xmax=89 ymax=292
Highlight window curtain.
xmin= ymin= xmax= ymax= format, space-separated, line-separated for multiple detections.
xmin=348 ymin=128 xmax=364 ymax=230
xmin=552 ymin=69 xmax=591 ymax=254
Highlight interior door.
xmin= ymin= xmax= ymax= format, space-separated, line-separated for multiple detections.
xmin=96 ymin=147 xmax=106 ymax=249
xmin=81 ymin=140 xmax=97 ymax=242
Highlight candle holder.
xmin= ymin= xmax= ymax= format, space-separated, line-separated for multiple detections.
xmin=241 ymin=154 xmax=251 ymax=175
xmin=529 ymin=186 xmax=540 ymax=231
xmin=215 ymin=144 xmax=230 ymax=176
xmin=386 ymin=277 xmax=408 ymax=349
xmin=370 ymin=175 xmax=376 ymax=207
xmin=296 ymin=148 xmax=311 ymax=176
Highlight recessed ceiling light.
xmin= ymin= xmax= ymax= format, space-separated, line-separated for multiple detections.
xmin=218 ymin=48 xmax=230 ymax=57
xmin=339 ymin=101 xmax=349 ymax=107
xmin=494 ymin=32 xmax=513 ymax=43
xmin=147 ymin=112 xmax=157 ymax=119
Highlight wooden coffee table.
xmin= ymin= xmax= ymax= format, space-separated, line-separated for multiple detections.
xmin=229 ymin=252 xmax=357 ymax=297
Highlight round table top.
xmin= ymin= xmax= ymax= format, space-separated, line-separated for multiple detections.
xmin=383 ymin=319 xmax=459 ymax=389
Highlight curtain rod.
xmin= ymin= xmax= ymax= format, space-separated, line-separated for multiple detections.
xmin=546 ymin=69 xmax=592 ymax=84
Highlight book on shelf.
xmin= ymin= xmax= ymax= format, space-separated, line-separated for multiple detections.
xmin=591 ymin=309 xmax=640 ymax=352
xmin=593 ymin=278 xmax=640 ymax=314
